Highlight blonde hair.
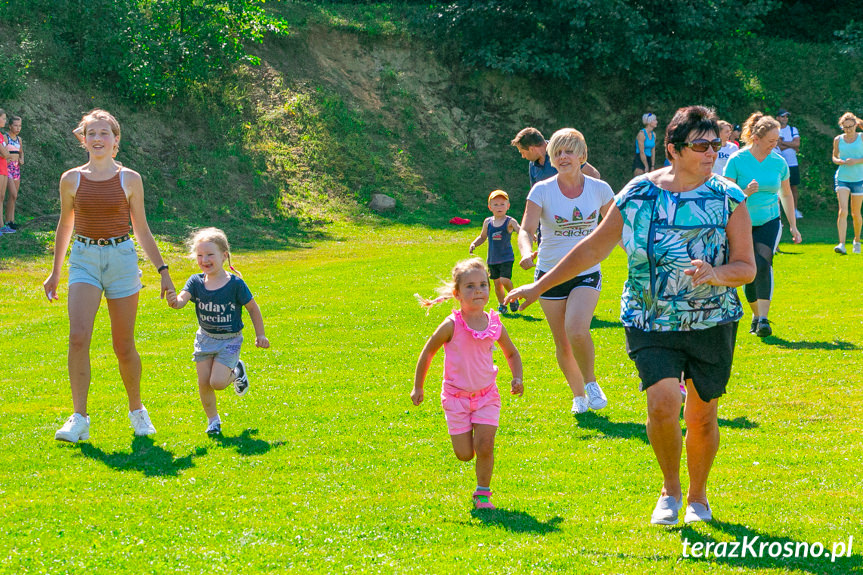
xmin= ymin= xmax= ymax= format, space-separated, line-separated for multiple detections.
xmin=547 ymin=128 xmax=588 ymax=169
xmin=642 ymin=113 xmax=656 ymax=126
xmin=74 ymin=109 xmax=122 ymax=156
xmin=717 ymin=120 xmax=732 ymax=131
xmin=187 ymin=227 xmax=240 ymax=276
xmin=415 ymin=257 xmax=488 ymax=312
xmin=741 ymin=112 xmax=779 ymax=145
xmin=838 ymin=112 xmax=863 ymax=130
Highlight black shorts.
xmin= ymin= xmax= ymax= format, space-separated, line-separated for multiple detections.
xmin=788 ymin=165 xmax=800 ymax=187
xmin=624 ymin=322 xmax=739 ymax=402
xmin=535 ymin=269 xmax=602 ymax=300
xmin=632 ymin=153 xmax=652 ymax=171
xmin=488 ymin=261 xmax=513 ymax=280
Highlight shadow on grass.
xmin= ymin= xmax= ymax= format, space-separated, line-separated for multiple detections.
xmin=717 ymin=416 xmax=758 ymax=430
xmin=505 ymin=312 xmax=545 ymax=323
xmin=679 ymin=520 xmax=861 ymax=574
xmin=590 ymin=317 xmax=622 ymax=330
xmin=761 ymin=336 xmax=858 ymax=351
xmin=575 ymin=412 xmax=649 ymax=443
xmin=76 ymin=436 xmax=207 ymax=477
xmin=208 ymin=428 xmax=285 ymax=456
xmin=470 ymin=508 xmax=564 ymax=534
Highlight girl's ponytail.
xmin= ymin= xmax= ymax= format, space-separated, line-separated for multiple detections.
xmin=416 ymin=257 xmax=488 ymax=314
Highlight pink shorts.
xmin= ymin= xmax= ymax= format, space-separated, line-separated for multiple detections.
xmin=441 ymin=382 xmax=500 ymax=435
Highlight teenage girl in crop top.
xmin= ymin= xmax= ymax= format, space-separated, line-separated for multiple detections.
xmin=44 ymin=109 xmax=176 ymax=444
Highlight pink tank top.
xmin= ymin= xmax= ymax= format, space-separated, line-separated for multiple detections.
xmin=442 ymin=309 xmax=502 ymax=392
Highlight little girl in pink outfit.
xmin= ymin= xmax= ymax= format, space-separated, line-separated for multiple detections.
xmin=413 ymin=258 xmax=524 ymax=510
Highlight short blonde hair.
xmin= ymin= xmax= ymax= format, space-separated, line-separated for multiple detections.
xmin=187 ymin=227 xmax=240 ymax=276
xmin=642 ymin=113 xmax=656 ymax=126
xmin=547 ymin=128 xmax=588 ymax=169
xmin=416 ymin=257 xmax=489 ymax=312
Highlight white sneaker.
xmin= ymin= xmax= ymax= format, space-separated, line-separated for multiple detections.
xmin=55 ymin=413 xmax=90 ymax=443
xmin=571 ymin=395 xmax=589 ymax=414
xmin=129 ymin=407 xmax=156 ymax=436
xmin=854 ymin=241 xmax=861 ymax=254
xmin=584 ymin=381 xmax=608 ymax=410
xmin=835 ymin=244 xmax=847 ymax=255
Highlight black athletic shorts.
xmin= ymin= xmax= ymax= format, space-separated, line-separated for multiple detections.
xmin=632 ymin=153 xmax=652 ymax=172
xmin=535 ymin=269 xmax=601 ymax=300
xmin=788 ymin=165 xmax=800 ymax=187
xmin=488 ymin=261 xmax=513 ymax=280
xmin=624 ymin=322 xmax=739 ymax=402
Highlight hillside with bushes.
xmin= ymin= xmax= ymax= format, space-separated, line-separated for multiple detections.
xmin=1 ymin=1 xmax=862 ymax=261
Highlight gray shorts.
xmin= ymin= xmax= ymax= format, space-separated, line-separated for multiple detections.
xmin=68 ymin=238 xmax=141 ymax=299
xmin=193 ymin=330 xmax=243 ymax=368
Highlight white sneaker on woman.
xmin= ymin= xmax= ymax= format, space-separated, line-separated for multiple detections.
xmin=55 ymin=413 xmax=90 ymax=443
xmin=584 ymin=381 xmax=608 ymax=410
xmin=129 ymin=407 xmax=156 ymax=436
xmin=571 ymin=395 xmax=589 ymax=414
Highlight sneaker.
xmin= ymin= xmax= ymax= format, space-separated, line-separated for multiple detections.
xmin=206 ymin=419 xmax=222 ymax=435
xmin=755 ymin=317 xmax=772 ymax=338
xmin=651 ymin=495 xmax=681 ymax=525
xmin=473 ymin=490 xmax=495 ymax=510
xmin=129 ymin=407 xmax=156 ymax=436
xmin=497 ymin=304 xmax=507 ymax=314
xmin=7 ymin=221 xmax=18 ymax=230
xmin=854 ymin=241 xmax=861 ymax=254
xmin=835 ymin=243 xmax=847 ymax=255
xmin=794 ymin=209 xmax=803 ymax=219
xmin=509 ymin=299 xmax=519 ymax=313
xmin=584 ymin=381 xmax=608 ymax=410
xmin=571 ymin=395 xmax=589 ymax=415
xmin=55 ymin=413 xmax=90 ymax=443
xmin=684 ymin=501 xmax=713 ymax=524
xmin=749 ymin=316 xmax=758 ymax=334
xmin=1 ymin=224 xmax=15 ymax=234
xmin=233 ymin=359 xmax=249 ymax=396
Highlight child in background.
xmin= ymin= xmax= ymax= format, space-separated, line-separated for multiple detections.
xmin=412 ymin=258 xmax=524 ymax=510
xmin=166 ymin=227 xmax=270 ymax=435
xmin=470 ymin=190 xmax=521 ymax=314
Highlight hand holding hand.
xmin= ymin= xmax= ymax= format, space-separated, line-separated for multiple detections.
xmin=165 ymin=289 xmax=178 ymax=308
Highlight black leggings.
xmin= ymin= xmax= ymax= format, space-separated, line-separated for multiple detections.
xmin=744 ymin=217 xmax=781 ymax=303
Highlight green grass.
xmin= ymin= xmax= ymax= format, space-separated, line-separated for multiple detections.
xmin=0 ymin=219 xmax=861 ymax=574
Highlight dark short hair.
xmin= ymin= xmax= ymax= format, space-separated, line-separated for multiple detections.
xmin=664 ymin=106 xmax=719 ymax=154
xmin=511 ymin=127 xmax=545 ymax=149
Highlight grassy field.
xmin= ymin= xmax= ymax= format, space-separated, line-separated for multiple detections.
xmin=0 ymin=220 xmax=861 ymax=574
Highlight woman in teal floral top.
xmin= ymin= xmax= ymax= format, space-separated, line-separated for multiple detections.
xmin=506 ymin=106 xmax=755 ymax=526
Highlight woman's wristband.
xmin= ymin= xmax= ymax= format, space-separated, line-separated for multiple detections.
xmin=157 ymin=264 xmax=169 ymax=273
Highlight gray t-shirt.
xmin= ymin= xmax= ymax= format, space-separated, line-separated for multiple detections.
xmin=183 ymin=273 xmax=253 ymax=334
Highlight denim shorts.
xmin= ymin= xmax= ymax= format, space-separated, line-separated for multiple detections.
xmin=193 ymin=330 xmax=243 ymax=369
xmin=68 ymin=238 xmax=141 ymax=299
xmin=835 ymin=176 xmax=863 ymax=196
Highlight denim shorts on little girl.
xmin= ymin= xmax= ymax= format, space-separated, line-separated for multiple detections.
xmin=440 ymin=382 xmax=501 ymax=435
xmin=193 ymin=329 xmax=243 ymax=369
xmin=68 ymin=236 xmax=141 ymax=299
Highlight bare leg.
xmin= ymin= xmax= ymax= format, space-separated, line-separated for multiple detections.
xmin=473 ymin=424 xmax=497 ymax=488
xmin=0 ymin=175 xmax=6 ymax=224
xmin=645 ymin=378 xmax=683 ymax=500
xmin=67 ymin=283 xmax=104 ymax=416
xmin=5 ymin=177 xmax=17 ymax=222
xmin=209 ymin=362 xmax=235 ymax=390
xmin=563 ymin=287 xmax=601 ymax=385
xmin=837 ymin=188 xmax=850 ymax=244
xmin=105 ymin=293 xmax=143 ymax=412
xmin=790 ymin=184 xmax=799 ymax=214
xmin=683 ymin=379 xmax=719 ymax=506
xmin=851 ymin=194 xmax=863 ymax=242
xmin=450 ymin=430 xmax=474 ymax=462
xmin=493 ymin=278 xmax=506 ymax=305
xmin=196 ymin=358 xmax=218 ymax=420
xmin=757 ymin=299 xmax=771 ymax=319
xmin=540 ymin=298 xmax=585 ymax=397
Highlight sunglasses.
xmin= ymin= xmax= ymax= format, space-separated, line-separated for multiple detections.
xmin=682 ymin=138 xmax=722 ymax=153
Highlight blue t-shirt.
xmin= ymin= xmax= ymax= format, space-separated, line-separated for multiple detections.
xmin=485 ymin=216 xmax=515 ymax=265
xmin=529 ymin=151 xmax=558 ymax=188
xmin=723 ymin=147 xmax=789 ymax=226
xmin=635 ymin=129 xmax=656 ymax=157
xmin=183 ymin=273 xmax=253 ymax=335
xmin=836 ymin=133 xmax=863 ymax=183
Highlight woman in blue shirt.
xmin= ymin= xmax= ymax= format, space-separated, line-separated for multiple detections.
xmin=633 ymin=113 xmax=658 ymax=176
xmin=507 ymin=106 xmax=755 ymax=526
xmin=724 ymin=112 xmax=801 ymax=338
xmin=832 ymin=112 xmax=863 ymax=255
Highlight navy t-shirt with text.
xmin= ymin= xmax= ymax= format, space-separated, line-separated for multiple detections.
xmin=183 ymin=273 xmax=253 ymax=334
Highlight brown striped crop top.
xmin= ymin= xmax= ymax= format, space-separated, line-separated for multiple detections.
xmin=73 ymin=172 xmax=131 ymax=239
